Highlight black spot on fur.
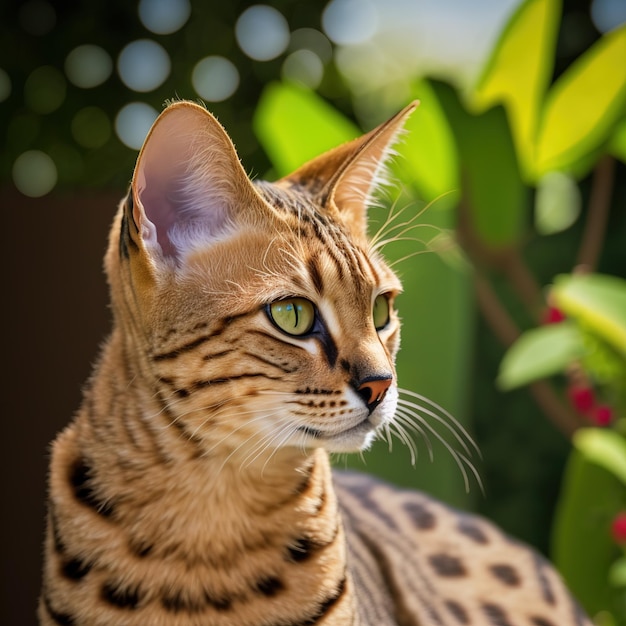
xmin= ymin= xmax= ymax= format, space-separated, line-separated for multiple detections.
xmin=482 ymin=603 xmax=513 ymax=626
xmin=256 ymin=576 xmax=284 ymax=597
xmin=298 ymin=575 xmax=347 ymax=625
xmin=43 ymin=592 xmax=76 ymax=626
xmin=161 ymin=588 xmax=233 ymax=613
xmin=404 ymin=500 xmax=436 ymax=530
xmin=61 ymin=556 xmax=91 ymax=581
xmin=489 ymin=563 xmax=521 ymax=586
xmin=457 ymin=517 xmax=489 ymax=544
xmin=444 ymin=599 xmax=469 ymax=624
xmin=428 ymin=553 xmax=466 ymax=577
xmin=288 ymin=537 xmax=314 ymax=562
xmin=531 ymin=617 xmax=557 ymax=626
xmin=532 ymin=551 xmax=557 ymax=605
xmin=101 ymin=581 xmax=141 ymax=609
xmin=69 ymin=458 xmax=114 ymax=518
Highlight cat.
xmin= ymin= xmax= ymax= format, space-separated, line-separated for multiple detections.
xmin=39 ymin=99 xmax=591 ymax=625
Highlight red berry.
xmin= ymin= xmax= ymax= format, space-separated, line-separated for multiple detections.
xmin=612 ymin=513 xmax=626 ymax=544
xmin=542 ymin=306 xmax=566 ymax=324
xmin=591 ymin=404 xmax=614 ymax=427
xmin=567 ymin=385 xmax=596 ymax=414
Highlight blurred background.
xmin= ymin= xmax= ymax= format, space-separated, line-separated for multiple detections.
xmin=2 ymin=0 xmax=625 ymax=623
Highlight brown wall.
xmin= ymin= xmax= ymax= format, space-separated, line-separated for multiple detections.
xmin=2 ymin=186 xmax=124 ymax=625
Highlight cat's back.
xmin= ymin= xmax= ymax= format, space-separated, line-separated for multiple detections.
xmin=333 ymin=470 xmax=590 ymax=626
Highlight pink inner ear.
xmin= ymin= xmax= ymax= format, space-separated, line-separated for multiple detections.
xmin=130 ymin=103 xmax=249 ymax=261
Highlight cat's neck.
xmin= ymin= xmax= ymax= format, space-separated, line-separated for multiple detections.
xmin=60 ymin=330 xmax=357 ymax=623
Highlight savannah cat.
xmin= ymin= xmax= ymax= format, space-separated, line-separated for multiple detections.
xmin=39 ymin=100 xmax=591 ymax=626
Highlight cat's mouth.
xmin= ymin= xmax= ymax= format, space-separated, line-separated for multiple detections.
xmin=296 ymin=417 xmax=374 ymax=440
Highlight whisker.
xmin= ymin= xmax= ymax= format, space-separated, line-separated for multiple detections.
xmin=397 ymin=388 xmax=480 ymax=456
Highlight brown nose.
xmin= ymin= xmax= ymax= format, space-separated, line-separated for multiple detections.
xmin=357 ymin=376 xmax=392 ymax=413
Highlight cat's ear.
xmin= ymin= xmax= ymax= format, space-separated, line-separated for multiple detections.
xmin=130 ymin=101 xmax=257 ymax=261
xmin=279 ymin=101 xmax=418 ymax=237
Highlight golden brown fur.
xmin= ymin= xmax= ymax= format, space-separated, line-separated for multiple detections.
xmin=40 ymin=101 xmax=590 ymax=625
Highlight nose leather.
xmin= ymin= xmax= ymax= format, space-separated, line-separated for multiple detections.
xmin=357 ymin=377 xmax=392 ymax=413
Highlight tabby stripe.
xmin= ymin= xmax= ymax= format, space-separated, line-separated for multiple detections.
xmin=187 ymin=372 xmax=282 ymax=392
xmin=307 ymin=254 xmax=324 ymax=294
xmin=361 ymin=250 xmax=381 ymax=284
xmin=295 ymin=574 xmax=347 ymax=626
xmin=153 ymin=334 xmax=215 ymax=361
xmin=154 ymin=389 xmax=206 ymax=456
xmin=243 ymin=352 xmax=296 ymax=373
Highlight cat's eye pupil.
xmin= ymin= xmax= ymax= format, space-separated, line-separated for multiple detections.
xmin=373 ymin=294 xmax=390 ymax=330
xmin=268 ymin=298 xmax=315 ymax=336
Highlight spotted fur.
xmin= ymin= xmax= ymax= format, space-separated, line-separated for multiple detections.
xmin=39 ymin=101 xmax=591 ymax=625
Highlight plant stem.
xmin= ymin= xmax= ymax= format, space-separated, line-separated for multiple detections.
xmin=576 ymin=155 xmax=615 ymax=272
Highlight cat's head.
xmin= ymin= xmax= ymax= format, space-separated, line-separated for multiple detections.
xmin=106 ymin=99 xmax=416 ymax=459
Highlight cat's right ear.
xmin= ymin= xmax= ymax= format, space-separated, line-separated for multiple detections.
xmin=129 ymin=101 xmax=257 ymax=262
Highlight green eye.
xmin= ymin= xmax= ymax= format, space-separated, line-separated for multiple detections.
xmin=373 ymin=294 xmax=390 ymax=330
xmin=268 ymin=298 xmax=315 ymax=336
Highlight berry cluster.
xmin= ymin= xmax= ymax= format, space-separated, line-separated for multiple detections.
xmin=542 ymin=305 xmax=614 ymax=427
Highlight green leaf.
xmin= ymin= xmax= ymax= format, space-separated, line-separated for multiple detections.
xmin=497 ymin=321 xmax=585 ymax=390
xmin=468 ymin=0 xmax=561 ymax=177
xmin=534 ymin=171 xmax=581 ymax=235
xmin=391 ymin=79 xmax=459 ymax=207
xmin=574 ymin=428 xmax=626 ymax=486
xmin=552 ymin=448 xmax=623 ymax=617
xmin=253 ymin=82 xmax=359 ymax=176
xmin=535 ymin=24 xmax=626 ymax=177
xmin=552 ymin=273 xmax=626 ymax=357
xmin=434 ymin=81 xmax=527 ymax=249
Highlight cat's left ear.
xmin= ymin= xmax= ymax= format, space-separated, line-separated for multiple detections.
xmin=279 ymin=101 xmax=418 ymax=237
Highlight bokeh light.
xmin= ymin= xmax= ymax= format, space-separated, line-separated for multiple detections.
xmin=322 ymin=0 xmax=379 ymax=45
xmin=12 ymin=150 xmax=57 ymax=197
xmin=24 ymin=66 xmax=66 ymax=114
xmin=0 ymin=69 xmax=11 ymax=102
xmin=65 ymin=45 xmax=113 ymax=88
xmin=235 ymin=5 xmax=290 ymax=61
xmin=192 ymin=56 xmax=240 ymax=102
xmin=138 ymin=0 xmax=191 ymax=35
xmin=282 ymin=50 xmax=324 ymax=89
xmin=591 ymin=0 xmax=626 ymax=32
xmin=117 ymin=40 xmax=171 ymax=92
xmin=71 ymin=107 xmax=112 ymax=149
xmin=115 ymin=102 xmax=159 ymax=149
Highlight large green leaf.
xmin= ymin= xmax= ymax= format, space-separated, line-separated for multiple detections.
xmin=552 ymin=449 xmax=623 ymax=617
xmin=434 ymin=81 xmax=527 ymax=249
xmin=497 ymin=321 xmax=586 ymax=390
xmin=468 ymin=0 xmax=561 ymax=177
xmin=551 ymin=273 xmax=626 ymax=357
xmin=391 ymin=79 xmax=459 ymax=207
xmin=535 ymin=24 xmax=626 ymax=177
xmin=253 ymin=82 xmax=359 ymax=176
xmin=574 ymin=428 xmax=626 ymax=486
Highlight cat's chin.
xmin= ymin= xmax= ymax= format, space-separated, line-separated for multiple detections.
xmin=310 ymin=419 xmax=380 ymax=454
